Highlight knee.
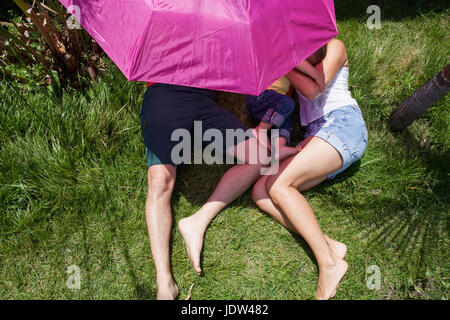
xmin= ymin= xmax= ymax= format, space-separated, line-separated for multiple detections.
xmin=251 ymin=178 xmax=267 ymax=206
xmin=266 ymin=176 xmax=290 ymax=206
xmin=147 ymin=167 xmax=176 ymax=198
xmin=284 ymin=98 xmax=295 ymax=114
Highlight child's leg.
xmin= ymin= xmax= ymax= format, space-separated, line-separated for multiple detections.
xmin=272 ymin=115 xmax=298 ymax=161
xmin=246 ymin=90 xmax=294 ymax=137
xmin=246 ymin=91 xmax=297 ymax=161
xmin=264 ymin=137 xmax=347 ymax=300
xmin=251 ymin=121 xmax=272 ymax=151
xmin=178 ymin=136 xmax=265 ymax=275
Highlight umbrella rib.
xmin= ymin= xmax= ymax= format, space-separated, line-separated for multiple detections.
xmin=323 ymin=0 xmax=338 ymax=30
xmin=129 ymin=9 xmax=155 ymax=81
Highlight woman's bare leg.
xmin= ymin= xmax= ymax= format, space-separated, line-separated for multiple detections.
xmin=252 ymin=174 xmax=347 ymax=260
xmin=263 ymin=137 xmax=347 ymax=300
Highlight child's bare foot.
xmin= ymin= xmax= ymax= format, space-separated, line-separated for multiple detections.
xmin=178 ymin=216 xmax=204 ymax=275
xmin=324 ymin=235 xmax=347 ymax=259
xmin=315 ymin=258 xmax=348 ymax=300
xmin=157 ymin=278 xmax=179 ymax=300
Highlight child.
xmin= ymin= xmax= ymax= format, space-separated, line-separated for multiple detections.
xmin=251 ymin=38 xmax=368 ymax=300
xmin=246 ymin=50 xmax=328 ymax=161
xmin=245 ymin=76 xmax=298 ymax=161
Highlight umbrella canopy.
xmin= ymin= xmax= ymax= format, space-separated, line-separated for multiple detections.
xmin=59 ymin=0 xmax=337 ymax=95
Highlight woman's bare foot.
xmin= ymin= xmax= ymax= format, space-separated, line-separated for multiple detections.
xmin=157 ymin=278 xmax=179 ymax=300
xmin=324 ymin=235 xmax=347 ymax=259
xmin=315 ymin=258 xmax=348 ymax=300
xmin=178 ymin=216 xmax=204 ymax=275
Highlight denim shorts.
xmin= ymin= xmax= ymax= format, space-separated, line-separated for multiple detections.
xmin=300 ymin=105 xmax=368 ymax=179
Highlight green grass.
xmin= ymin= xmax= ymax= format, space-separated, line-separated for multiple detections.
xmin=0 ymin=8 xmax=449 ymax=300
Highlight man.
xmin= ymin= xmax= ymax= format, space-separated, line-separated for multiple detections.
xmin=140 ymin=82 xmax=276 ymax=299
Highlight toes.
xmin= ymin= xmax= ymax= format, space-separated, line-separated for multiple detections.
xmin=193 ymin=258 xmax=202 ymax=275
xmin=330 ymin=287 xmax=338 ymax=299
xmin=187 ymin=249 xmax=201 ymax=275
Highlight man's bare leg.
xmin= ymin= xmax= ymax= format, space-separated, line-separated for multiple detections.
xmin=178 ymin=162 xmax=262 ymax=274
xmin=146 ymin=164 xmax=179 ymax=299
xmin=178 ymin=137 xmax=272 ymax=274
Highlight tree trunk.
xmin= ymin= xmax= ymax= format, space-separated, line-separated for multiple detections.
xmin=390 ymin=65 xmax=450 ymax=132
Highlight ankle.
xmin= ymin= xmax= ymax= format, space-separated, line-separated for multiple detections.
xmin=318 ymin=251 xmax=341 ymax=269
xmin=156 ymin=274 xmax=175 ymax=287
xmin=183 ymin=212 xmax=204 ymax=225
xmin=180 ymin=214 xmax=209 ymax=234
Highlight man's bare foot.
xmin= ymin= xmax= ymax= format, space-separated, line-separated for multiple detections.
xmin=157 ymin=278 xmax=179 ymax=300
xmin=178 ymin=216 xmax=204 ymax=275
xmin=315 ymin=258 xmax=348 ymax=300
xmin=324 ymin=235 xmax=347 ymax=259
xmin=330 ymin=286 xmax=338 ymax=299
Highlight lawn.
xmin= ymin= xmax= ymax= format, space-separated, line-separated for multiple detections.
xmin=0 ymin=2 xmax=449 ymax=299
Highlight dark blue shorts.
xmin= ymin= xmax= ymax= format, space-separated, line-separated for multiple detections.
xmin=140 ymin=83 xmax=248 ymax=168
xmin=246 ymin=89 xmax=295 ymax=145
xmin=300 ymin=105 xmax=368 ymax=179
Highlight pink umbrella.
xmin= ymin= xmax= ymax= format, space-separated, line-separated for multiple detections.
xmin=59 ymin=0 xmax=337 ymax=95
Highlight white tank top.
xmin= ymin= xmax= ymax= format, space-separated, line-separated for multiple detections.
xmin=297 ymin=66 xmax=358 ymax=126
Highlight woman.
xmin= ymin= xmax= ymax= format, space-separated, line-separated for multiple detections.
xmin=252 ymin=38 xmax=368 ymax=300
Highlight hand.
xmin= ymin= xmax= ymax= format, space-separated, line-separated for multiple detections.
xmin=314 ymin=71 xmax=326 ymax=93
xmin=295 ymin=60 xmax=316 ymax=77
xmin=295 ymin=60 xmax=325 ymax=94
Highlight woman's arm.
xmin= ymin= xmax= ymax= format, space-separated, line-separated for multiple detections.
xmin=287 ymin=39 xmax=349 ymax=100
xmin=295 ymin=60 xmax=325 ymax=92
xmin=321 ymin=39 xmax=348 ymax=85
xmin=285 ymin=69 xmax=321 ymax=100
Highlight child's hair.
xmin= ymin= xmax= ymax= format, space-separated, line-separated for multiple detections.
xmin=307 ymin=44 xmax=328 ymax=65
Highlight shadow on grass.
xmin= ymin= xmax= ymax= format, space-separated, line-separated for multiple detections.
xmin=74 ymin=203 xmax=94 ymax=299
xmin=102 ymin=182 xmax=156 ymax=300
xmin=117 ymin=229 xmax=156 ymax=300
xmin=333 ymin=128 xmax=448 ymax=295
xmin=113 ymin=224 xmax=156 ymax=300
